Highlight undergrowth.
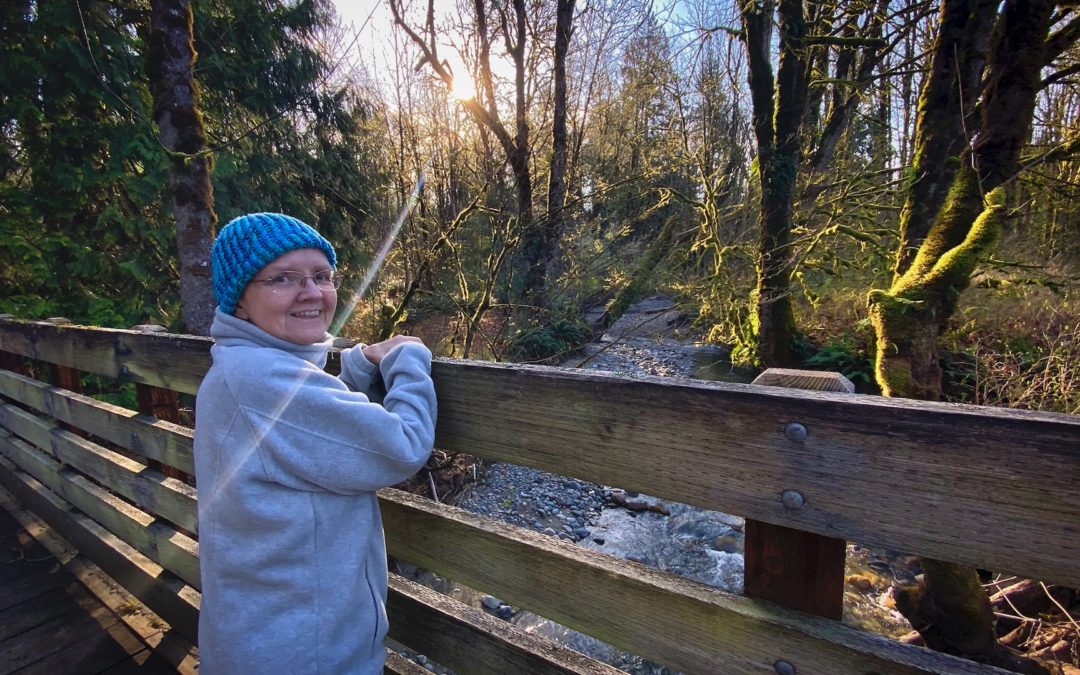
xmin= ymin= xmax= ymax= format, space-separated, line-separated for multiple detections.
xmin=944 ymin=286 xmax=1079 ymax=414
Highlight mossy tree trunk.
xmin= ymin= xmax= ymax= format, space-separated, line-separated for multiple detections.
xmin=891 ymin=0 xmax=998 ymax=278
xmin=869 ymin=0 xmax=1056 ymax=666
xmin=740 ymin=0 xmax=809 ymax=367
xmin=149 ymin=0 xmax=216 ymax=335
xmin=599 ymin=215 xmax=678 ymax=332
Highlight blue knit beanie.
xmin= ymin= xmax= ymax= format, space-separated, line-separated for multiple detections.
xmin=212 ymin=213 xmax=337 ymax=315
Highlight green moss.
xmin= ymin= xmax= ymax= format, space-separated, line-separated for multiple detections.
xmin=899 ymin=168 xmax=982 ymax=286
xmin=926 ymin=187 xmax=1003 ymax=282
xmin=869 ymin=188 xmax=1005 ymax=398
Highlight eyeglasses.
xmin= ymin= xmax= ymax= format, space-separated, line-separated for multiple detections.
xmin=250 ymin=269 xmax=342 ymax=292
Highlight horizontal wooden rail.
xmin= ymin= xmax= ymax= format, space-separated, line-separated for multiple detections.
xmin=1 ymin=317 xmax=1078 ymax=587
xmin=0 ymin=320 xmax=211 ymax=395
xmin=0 ymin=433 xmax=623 ymax=673
xmin=0 ymin=403 xmax=197 ymax=533
xmin=2 ymin=420 xmax=998 ymax=675
xmin=434 ymin=360 xmax=1080 ymax=586
xmin=2 ymin=317 xmax=1079 ymax=673
xmin=0 ymin=369 xmax=194 ymax=474
xmin=387 ymin=575 xmax=622 ymax=675
xmin=379 ymin=489 xmax=1002 ymax=675
xmin=0 ymin=429 xmax=199 ymax=588
xmin=385 ymin=651 xmax=437 ymax=675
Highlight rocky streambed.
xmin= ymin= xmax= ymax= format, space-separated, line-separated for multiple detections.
xmin=399 ymin=296 xmax=917 ymax=673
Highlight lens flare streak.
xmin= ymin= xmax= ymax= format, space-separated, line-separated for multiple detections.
xmin=330 ymin=164 xmax=429 ymax=336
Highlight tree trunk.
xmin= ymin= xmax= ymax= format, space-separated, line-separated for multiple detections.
xmin=524 ymin=0 xmax=576 ymax=309
xmin=149 ymin=0 xmax=216 ymax=335
xmin=389 ymin=0 xmax=536 ymax=307
xmin=806 ymin=0 xmax=888 ymax=174
xmin=598 ymin=215 xmax=678 ymax=332
xmin=741 ymin=0 xmax=809 ymax=367
xmin=870 ymin=0 xmax=1055 ymax=666
xmin=892 ymin=0 xmax=997 ymax=279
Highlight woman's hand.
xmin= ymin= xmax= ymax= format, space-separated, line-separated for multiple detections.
xmin=362 ymin=335 xmax=424 ymax=365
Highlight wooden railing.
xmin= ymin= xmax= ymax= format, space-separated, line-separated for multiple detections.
xmin=0 ymin=316 xmax=1077 ymax=674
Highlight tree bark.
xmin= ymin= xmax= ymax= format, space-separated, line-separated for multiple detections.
xmin=741 ymin=0 xmax=809 ymax=367
xmin=148 ymin=0 xmax=216 ymax=335
xmin=891 ymin=0 xmax=997 ymax=279
xmin=523 ymin=0 xmax=575 ymax=309
xmin=870 ymin=0 xmax=1056 ymax=665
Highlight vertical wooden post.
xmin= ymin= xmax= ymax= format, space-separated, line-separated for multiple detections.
xmin=42 ymin=318 xmax=82 ymax=391
xmin=0 ymin=314 xmax=30 ymax=376
xmin=42 ymin=318 xmax=87 ymax=437
xmin=130 ymin=324 xmax=190 ymax=483
xmin=743 ymin=368 xmax=853 ymax=619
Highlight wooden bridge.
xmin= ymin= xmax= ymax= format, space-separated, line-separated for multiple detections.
xmin=0 ymin=316 xmax=1076 ymax=674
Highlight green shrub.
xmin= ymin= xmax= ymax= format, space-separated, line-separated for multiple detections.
xmin=803 ymin=336 xmax=877 ymax=392
xmin=507 ymin=317 xmax=591 ymax=363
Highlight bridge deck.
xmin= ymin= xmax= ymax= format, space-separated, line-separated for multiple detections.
xmin=0 ymin=505 xmax=183 ymax=674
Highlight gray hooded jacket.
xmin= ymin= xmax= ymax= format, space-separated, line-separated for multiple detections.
xmin=194 ymin=310 xmax=436 ymax=674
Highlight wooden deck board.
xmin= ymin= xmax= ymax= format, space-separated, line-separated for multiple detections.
xmin=0 ymin=585 xmax=84 ymax=643
xmin=0 ymin=505 xmax=178 ymax=674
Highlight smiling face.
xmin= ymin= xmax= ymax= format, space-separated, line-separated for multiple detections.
xmin=234 ymin=248 xmax=337 ymax=345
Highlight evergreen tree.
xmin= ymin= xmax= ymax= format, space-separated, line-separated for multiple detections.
xmin=0 ymin=0 xmax=387 ymax=327
xmin=0 ymin=0 xmax=173 ymax=326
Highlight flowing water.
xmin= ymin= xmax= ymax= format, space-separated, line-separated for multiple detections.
xmin=402 ymin=297 xmax=916 ymax=672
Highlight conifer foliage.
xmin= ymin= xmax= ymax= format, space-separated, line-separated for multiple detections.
xmin=0 ymin=0 xmax=384 ymax=328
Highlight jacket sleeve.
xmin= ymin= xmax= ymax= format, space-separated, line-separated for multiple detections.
xmin=230 ymin=343 xmax=437 ymax=494
xmin=338 ymin=343 xmax=383 ymax=402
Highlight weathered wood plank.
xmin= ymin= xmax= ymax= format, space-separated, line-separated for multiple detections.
xmin=0 ymin=484 xmax=175 ymax=675
xmin=128 ymin=325 xmax=191 ymax=483
xmin=0 ymin=319 xmax=211 ymax=395
xmin=0 ymin=368 xmax=194 ymax=474
xmin=1 ymin=319 xmax=1077 ymax=585
xmin=744 ymin=520 xmax=847 ymax=619
xmin=134 ymin=383 xmax=191 ymax=483
xmin=0 ymin=345 xmax=31 ymax=376
xmin=751 ymin=368 xmax=856 ymax=392
xmin=0 ymin=455 xmax=200 ymax=642
xmin=0 ymin=583 xmax=128 ymax=671
xmin=0 ymin=561 xmax=68 ymax=610
xmin=0 ymin=429 xmax=199 ymax=588
xmin=0 ymin=585 xmax=79 ymax=642
xmin=28 ymin=638 xmax=163 ymax=674
xmin=744 ymin=368 xmax=849 ymax=619
xmin=431 ymin=359 xmax=1080 ymax=587
xmin=385 ymin=650 xmax=437 ymax=675
xmin=0 ymin=483 xmax=199 ymax=673
xmin=387 ymin=574 xmax=623 ymax=675
xmin=0 ymin=404 xmax=198 ymax=533
xmin=379 ymin=488 xmax=1008 ymax=675
xmin=45 ymin=339 xmax=87 ymax=440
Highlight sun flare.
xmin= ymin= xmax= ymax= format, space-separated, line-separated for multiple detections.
xmin=451 ymin=74 xmax=476 ymax=101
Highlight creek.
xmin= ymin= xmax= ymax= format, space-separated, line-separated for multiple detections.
xmin=397 ymin=296 xmax=915 ymax=673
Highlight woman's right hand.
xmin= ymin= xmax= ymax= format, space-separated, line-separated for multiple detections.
xmin=362 ymin=335 xmax=424 ymax=365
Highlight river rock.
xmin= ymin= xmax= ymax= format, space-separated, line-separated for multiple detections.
xmin=712 ymin=533 xmax=743 ymax=554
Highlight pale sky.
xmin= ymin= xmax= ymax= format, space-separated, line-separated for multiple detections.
xmin=329 ymin=0 xmax=480 ymax=99
xmin=332 ymin=0 xmax=391 ymax=33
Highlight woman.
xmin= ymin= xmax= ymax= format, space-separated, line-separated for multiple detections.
xmin=193 ymin=212 xmax=436 ymax=674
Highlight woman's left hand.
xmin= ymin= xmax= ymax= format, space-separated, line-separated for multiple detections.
xmin=362 ymin=335 xmax=424 ymax=365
